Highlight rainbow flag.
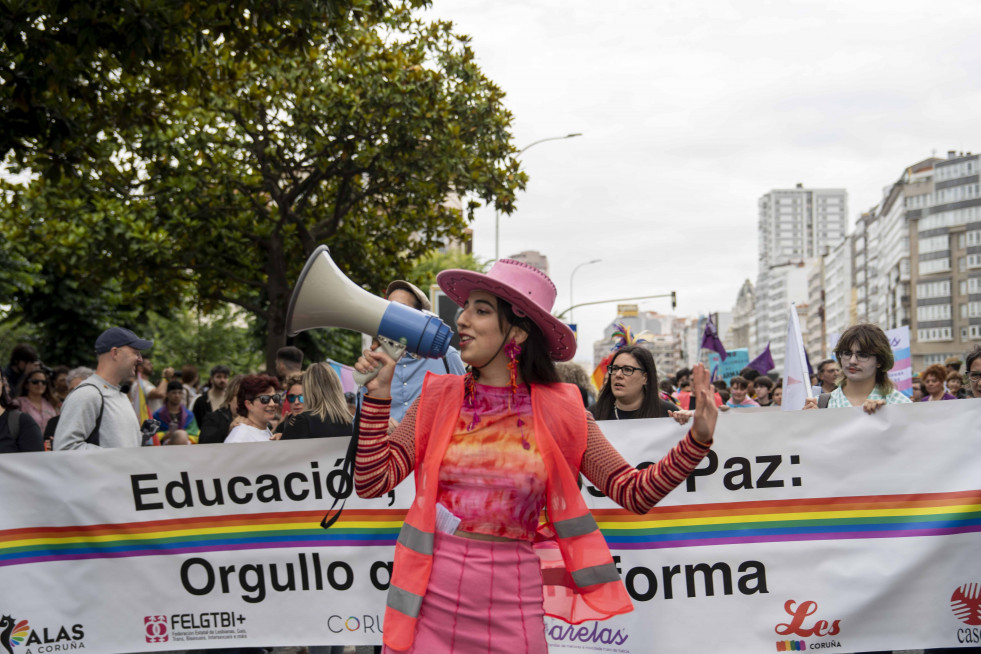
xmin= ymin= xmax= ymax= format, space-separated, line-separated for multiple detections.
xmin=2 ymin=491 xmax=978 ymax=568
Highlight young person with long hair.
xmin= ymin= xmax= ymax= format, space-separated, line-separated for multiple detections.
xmin=353 ymin=259 xmax=718 ymax=653
xmin=14 ymin=368 xmax=58 ymax=434
xmin=588 ymin=345 xmax=676 ymax=420
xmin=280 ymin=363 xmax=352 ymax=440
xmin=1 ymin=367 xmax=43 ymax=452
xmin=805 ymin=323 xmax=911 ymax=413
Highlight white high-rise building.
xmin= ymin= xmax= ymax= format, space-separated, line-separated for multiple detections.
xmin=755 ymin=184 xmax=848 ymax=370
xmin=757 ymin=184 xmax=848 ymax=271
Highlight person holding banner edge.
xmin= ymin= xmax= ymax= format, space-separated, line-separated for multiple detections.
xmin=804 ymin=323 xmax=911 ymax=412
xmin=354 ymin=259 xmax=718 ymax=653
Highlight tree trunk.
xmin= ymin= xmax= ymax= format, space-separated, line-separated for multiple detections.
xmin=264 ymin=234 xmax=291 ymax=373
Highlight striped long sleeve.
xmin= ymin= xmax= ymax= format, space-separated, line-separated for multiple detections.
xmin=354 ymin=395 xmax=417 ymax=498
xmin=581 ymin=415 xmax=711 ymax=514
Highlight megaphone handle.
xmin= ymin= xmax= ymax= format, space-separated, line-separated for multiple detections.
xmin=353 ymin=337 xmax=407 ymax=387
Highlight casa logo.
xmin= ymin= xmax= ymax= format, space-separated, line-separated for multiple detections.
xmin=144 ymin=616 xmax=168 ymax=644
xmin=774 ymin=600 xmax=842 ymax=650
xmin=0 ymin=614 xmax=85 ymax=654
xmin=951 ymin=582 xmax=981 ymax=645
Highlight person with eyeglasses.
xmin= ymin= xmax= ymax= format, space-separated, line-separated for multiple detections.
xmin=280 ymin=363 xmax=352 ymax=441
xmin=272 ymin=372 xmax=305 ymax=437
xmin=14 ymin=368 xmax=59 ymax=434
xmin=588 ymin=345 xmax=678 ymax=420
xmin=804 ymin=323 xmax=911 ymax=412
xmin=1 ymin=367 xmax=44 ymax=453
xmin=965 ymin=345 xmax=981 ymax=398
xmin=225 ymin=374 xmax=282 ymax=443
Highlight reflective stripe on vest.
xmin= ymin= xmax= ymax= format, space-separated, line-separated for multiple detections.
xmin=553 ymin=513 xmax=600 ymax=539
xmin=397 ymin=522 xmax=434 ymax=555
xmin=387 ymin=583 xmax=425 ymax=618
xmin=572 ymin=561 xmax=623 ymax=587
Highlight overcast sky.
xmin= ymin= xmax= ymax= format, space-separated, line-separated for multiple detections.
xmin=425 ymin=0 xmax=981 ymax=367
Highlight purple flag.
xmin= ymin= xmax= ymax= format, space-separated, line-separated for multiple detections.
xmin=700 ymin=317 xmax=727 ymax=361
xmin=748 ymin=342 xmax=775 ymax=374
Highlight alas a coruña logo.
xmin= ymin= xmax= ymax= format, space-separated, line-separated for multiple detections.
xmin=0 ymin=614 xmax=84 ymax=654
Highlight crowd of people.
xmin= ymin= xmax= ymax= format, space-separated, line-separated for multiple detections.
xmin=1 ymin=318 xmax=979 ymax=454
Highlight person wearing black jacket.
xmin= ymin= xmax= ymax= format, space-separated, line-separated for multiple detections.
xmin=588 ymin=345 xmax=679 ymax=420
xmin=280 ymin=363 xmax=352 ymax=440
xmin=198 ymin=374 xmax=243 ymax=444
xmin=0 ymin=366 xmax=43 ymax=453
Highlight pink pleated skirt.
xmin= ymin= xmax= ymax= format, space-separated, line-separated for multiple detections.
xmin=384 ymin=530 xmax=548 ymax=654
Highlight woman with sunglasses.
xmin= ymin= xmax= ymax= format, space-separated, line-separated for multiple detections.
xmin=805 ymin=323 xmax=911 ymax=413
xmin=273 ymin=372 xmax=305 ymax=437
xmin=225 ymin=374 xmax=282 ymax=443
xmin=588 ymin=345 xmax=678 ymax=420
xmin=1 ymin=367 xmax=44 ymax=453
xmin=354 ymin=259 xmax=717 ymax=653
xmin=14 ymin=368 xmax=59 ymax=434
xmin=280 ymin=363 xmax=352 ymax=440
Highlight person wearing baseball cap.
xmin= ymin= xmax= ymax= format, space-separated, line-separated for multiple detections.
xmin=54 ymin=327 xmax=154 ymax=450
xmin=381 ymin=279 xmax=465 ymax=423
xmin=353 ymin=260 xmax=719 ymax=652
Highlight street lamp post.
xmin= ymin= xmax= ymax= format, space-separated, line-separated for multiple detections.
xmin=495 ymin=132 xmax=582 ymax=260
xmin=569 ymin=258 xmax=601 ymax=324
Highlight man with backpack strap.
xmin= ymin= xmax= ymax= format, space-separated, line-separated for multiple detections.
xmin=54 ymin=327 xmax=154 ymax=450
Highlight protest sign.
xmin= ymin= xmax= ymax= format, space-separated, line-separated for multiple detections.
xmin=708 ymin=348 xmax=749 ymax=385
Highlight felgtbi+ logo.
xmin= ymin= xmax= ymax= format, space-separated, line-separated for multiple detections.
xmin=144 ymin=616 xmax=169 ymax=644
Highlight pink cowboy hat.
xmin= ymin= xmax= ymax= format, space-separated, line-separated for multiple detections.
xmin=437 ymin=259 xmax=576 ymax=362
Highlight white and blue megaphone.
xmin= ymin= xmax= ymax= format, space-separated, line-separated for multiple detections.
xmin=285 ymin=245 xmax=452 ymax=384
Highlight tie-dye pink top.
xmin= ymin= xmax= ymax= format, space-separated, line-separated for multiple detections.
xmin=436 ymin=383 xmax=546 ymax=541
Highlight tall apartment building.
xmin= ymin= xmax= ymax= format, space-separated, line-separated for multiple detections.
xmin=908 ymin=151 xmax=981 ymax=368
xmin=755 ymin=184 xmax=848 ymax=370
xmin=821 ymin=236 xmax=854 ymax=349
xmin=506 ymin=250 xmax=549 ymax=276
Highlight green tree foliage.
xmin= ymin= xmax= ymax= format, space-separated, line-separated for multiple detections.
xmin=145 ymin=304 xmax=265 ymax=376
xmin=0 ymin=0 xmax=371 ymax=177
xmin=408 ymin=248 xmax=488 ymax=292
xmin=0 ymin=1 xmax=526 ymax=371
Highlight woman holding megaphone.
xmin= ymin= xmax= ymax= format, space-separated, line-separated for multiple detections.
xmin=354 ymin=259 xmax=718 ymax=653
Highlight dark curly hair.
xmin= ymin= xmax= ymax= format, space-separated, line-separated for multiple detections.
xmin=235 ymin=374 xmax=281 ymax=417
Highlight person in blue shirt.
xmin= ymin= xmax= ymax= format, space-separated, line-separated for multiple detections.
xmin=384 ymin=280 xmax=465 ymax=423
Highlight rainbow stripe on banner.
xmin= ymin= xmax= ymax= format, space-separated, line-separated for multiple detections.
xmin=0 ymin=510 xmax=405 ymax=568
xmin=597 ymin=490 xmax=981 ymax=549
xmin=2 ymin=491 xmax=979 ymax=568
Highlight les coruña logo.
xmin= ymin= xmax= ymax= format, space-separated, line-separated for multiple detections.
xmin=775 ymin=600 xmax=842 ymax=638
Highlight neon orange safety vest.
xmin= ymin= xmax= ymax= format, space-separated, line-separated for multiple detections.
xmin=382 ymin=373 xmax=633 ymax=650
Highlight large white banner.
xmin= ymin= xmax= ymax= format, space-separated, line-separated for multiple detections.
xmin=1 ymin=400 xmax=979 ymax=653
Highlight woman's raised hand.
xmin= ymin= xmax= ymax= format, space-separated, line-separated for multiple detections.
xmin=355 ymin=340 xmax=397 ymax=397
xmin=689 ymin=363 xmax=718 ymax=445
